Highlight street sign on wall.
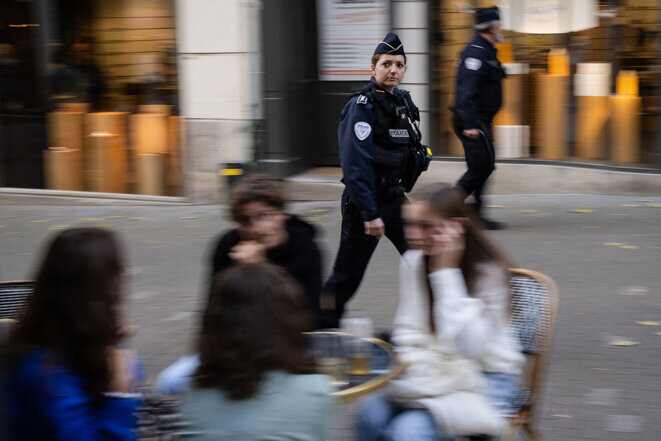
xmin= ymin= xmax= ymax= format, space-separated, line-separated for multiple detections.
xmin=316 ymin=0 xmax=389 ymax=81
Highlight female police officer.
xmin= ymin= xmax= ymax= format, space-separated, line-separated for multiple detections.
xmin=321 ymin=33 xmax=430 ymax=327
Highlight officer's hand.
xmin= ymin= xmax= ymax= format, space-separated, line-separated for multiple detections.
xmin=364 ymin=218 xmax=385 ymax=239
xmin=463 ymin=128 xmax=480 ymax=139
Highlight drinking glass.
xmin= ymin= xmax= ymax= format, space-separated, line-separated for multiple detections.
xmin=340 ymin=311 xmax=373 ymax=375
xmin=310 ymin=332 xmax=349 ymax=386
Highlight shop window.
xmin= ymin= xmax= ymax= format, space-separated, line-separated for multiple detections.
xmin=0 ymin=0 xmax=183 ymax=195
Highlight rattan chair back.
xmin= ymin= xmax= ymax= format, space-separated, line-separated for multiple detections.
xmin=0 ymin=280 xmax=34 ymax=320
xmin=507 ymin=268 xmax=559 ymax=441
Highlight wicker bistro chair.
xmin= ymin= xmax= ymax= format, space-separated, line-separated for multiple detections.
xmin=505 ymin=269 xmax=559 ymax=441
xmin=0 ymin=280 xmax=35 ymax=353
xmin=0 ymin=280 xmax=34 ymax=321
xmin=0 ymin=280 xmax=35 ymax=440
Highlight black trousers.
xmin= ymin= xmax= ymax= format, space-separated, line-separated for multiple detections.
xmin=453 ymin=116 xmax=495 ymax=214
xmin=321 ymin=189 xmax=407 ymax=328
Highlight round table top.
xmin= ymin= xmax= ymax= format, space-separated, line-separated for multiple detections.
xmin=307 ymin=331 xmax=403 ymax=403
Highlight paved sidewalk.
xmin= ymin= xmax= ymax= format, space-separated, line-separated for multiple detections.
xmin=1 ymin=193 xmax=660 ymax=440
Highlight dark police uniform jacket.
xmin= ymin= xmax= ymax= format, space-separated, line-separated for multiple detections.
xmin=453 ymin=34 xmax=506 ymax=130
xmin=338 ymin=77 xmax=423 ymax=222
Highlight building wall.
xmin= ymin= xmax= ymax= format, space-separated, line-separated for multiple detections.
xmin=392 ymin=0 xmax=430 ymax=145
xmin=175 ymin=0 xmax=261 ymax=201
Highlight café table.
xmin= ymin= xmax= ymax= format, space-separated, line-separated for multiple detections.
xmin=307 ymin=331 xmax=404 ymax=403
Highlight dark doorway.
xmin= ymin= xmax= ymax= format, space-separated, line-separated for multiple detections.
xmin=259 ymin=0 xmax=374 ymax=175
xmin=259 ymin=0 xmax=320 ymax=177
xmin=0 ymin=0 xmax=48 ymax=188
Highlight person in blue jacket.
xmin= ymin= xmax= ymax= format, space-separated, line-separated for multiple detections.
xmin=452 ymin=6 xmax=507 ymax=230
xmin=321 ymin=33 xmax=430 ymax=327
xmin=4 ymin=228 xmax=142 ymax=441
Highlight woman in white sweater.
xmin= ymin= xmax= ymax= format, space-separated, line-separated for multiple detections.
xmin=358 ymin=183 xmax=525 ymax=441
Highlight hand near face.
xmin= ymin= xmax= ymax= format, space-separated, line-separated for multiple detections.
xmin=229 ymin=240 xmax=267 ymax=264
xmin=429 ymin=220 xmax=466 ymax=271
xmin=108 ymin=347 xmax=140 ymax=393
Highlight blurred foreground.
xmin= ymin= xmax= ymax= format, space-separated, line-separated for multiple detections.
xmin=1 ymin=192 xmax=660 ymax=440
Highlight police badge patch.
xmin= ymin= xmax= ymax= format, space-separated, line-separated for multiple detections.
xmin=465 ymin=57 xmax=482 ymax=71
xmin=357 ymin=95 xmax=368 ymax=105
xmin=354 ymin=122 xmax=371 ymax=141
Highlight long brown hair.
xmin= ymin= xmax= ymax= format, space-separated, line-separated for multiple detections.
xmin=8 ymin=228 xmax=124 ymax=406
xmin=414 ymin=183 xmax=511 ymax=295
xmin=195 ymin=263 xmax=313 ymax=400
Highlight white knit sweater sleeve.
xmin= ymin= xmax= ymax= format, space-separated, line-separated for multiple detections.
xmin=392 ymin=253 xmax=428 ymax=342
xmin=428 ymin=265 xmax=508 ymax=358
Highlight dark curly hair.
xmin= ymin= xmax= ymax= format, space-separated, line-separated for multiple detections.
xmin=229 ymin=174 xmax=287 ymax=224
xmin=7 ymin=228 xmax=124 ymax=406
xmin=195 ymin=263 xmax=314 ymax=400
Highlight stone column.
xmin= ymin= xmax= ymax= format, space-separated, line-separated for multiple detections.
xmin=392 ymin=1 xmax=430 ymax=147
xmin=175 ymin=0 xmax=261 ymax=201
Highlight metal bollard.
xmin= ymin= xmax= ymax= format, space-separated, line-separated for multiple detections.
xmin=218 ymin=162 xmax=244 ymax=189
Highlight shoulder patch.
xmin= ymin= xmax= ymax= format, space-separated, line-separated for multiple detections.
xmin=357 ymin=95 xmax=368 ymax=105
xmin=354 ymin=122 xmax=371 ymax=141
xmin=465 ymin=57 xmax=482 ymax=71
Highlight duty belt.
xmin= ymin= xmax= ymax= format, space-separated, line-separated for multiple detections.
xmin=376 ymin=177 xmax=405 ymax=197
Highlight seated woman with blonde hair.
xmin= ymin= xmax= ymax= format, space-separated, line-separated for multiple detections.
xmin=358 ymin=183 xmax=525 ymax=441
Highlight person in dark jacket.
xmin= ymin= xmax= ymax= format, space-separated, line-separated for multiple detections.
xmin=322 ymin=32 xmax=429 ymax=328
xmin=210 ymin=174 xmax=323 ymax=326
xmin=154 ymin=175 xmax=321 ymax=395
xmin=452 ymin=6 xmax=507 ymax=230
xmin=4 ymin=228 xmax=141 ymax=441
xmin=154 ymin=175 xmax=324 ymax=396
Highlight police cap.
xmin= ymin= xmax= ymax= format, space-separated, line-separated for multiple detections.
xmin=475 ymin=6 xmax=500 ymax=30
xmin=374 ymin=32 xmax=405 ymax=56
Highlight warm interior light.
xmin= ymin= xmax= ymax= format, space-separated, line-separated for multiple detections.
xmin=616 ymin=71 xmax=639 ymax=96
xmin=548 ymin=48 xmax=569 ymax=76
xmin=496 ymin=43 xmax=514 ymax=63
xmin=132 ymin=113 xmax=168 ymax=155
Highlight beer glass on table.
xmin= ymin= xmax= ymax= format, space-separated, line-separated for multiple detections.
xmin=312 ymin=332 xmax=349 ymax=386
xmin=341 ymin=310 xmax=373 ymax=375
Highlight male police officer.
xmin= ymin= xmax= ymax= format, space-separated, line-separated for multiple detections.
xmin=321 ymin=33 xmax=430 ymax=327
xmin=452 ymin=6 xmax=506 ymax=230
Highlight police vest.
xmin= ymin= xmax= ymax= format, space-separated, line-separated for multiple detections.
xmin=353 ymin=82 xmax=421 ymax=178
xmin=350 ymin=82 xmax=431 ymax=192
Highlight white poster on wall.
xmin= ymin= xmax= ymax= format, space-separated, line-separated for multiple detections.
xmin=499 ymin=0 xmax=598 ymax=34
xmin=316 ymin=0 xmax=389 ymax=81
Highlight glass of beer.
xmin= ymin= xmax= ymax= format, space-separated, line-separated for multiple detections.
xmin=311 ymin=332 xmax=349 ymax=386
xmin=341 ymin=310 xmax=373 ymax=375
